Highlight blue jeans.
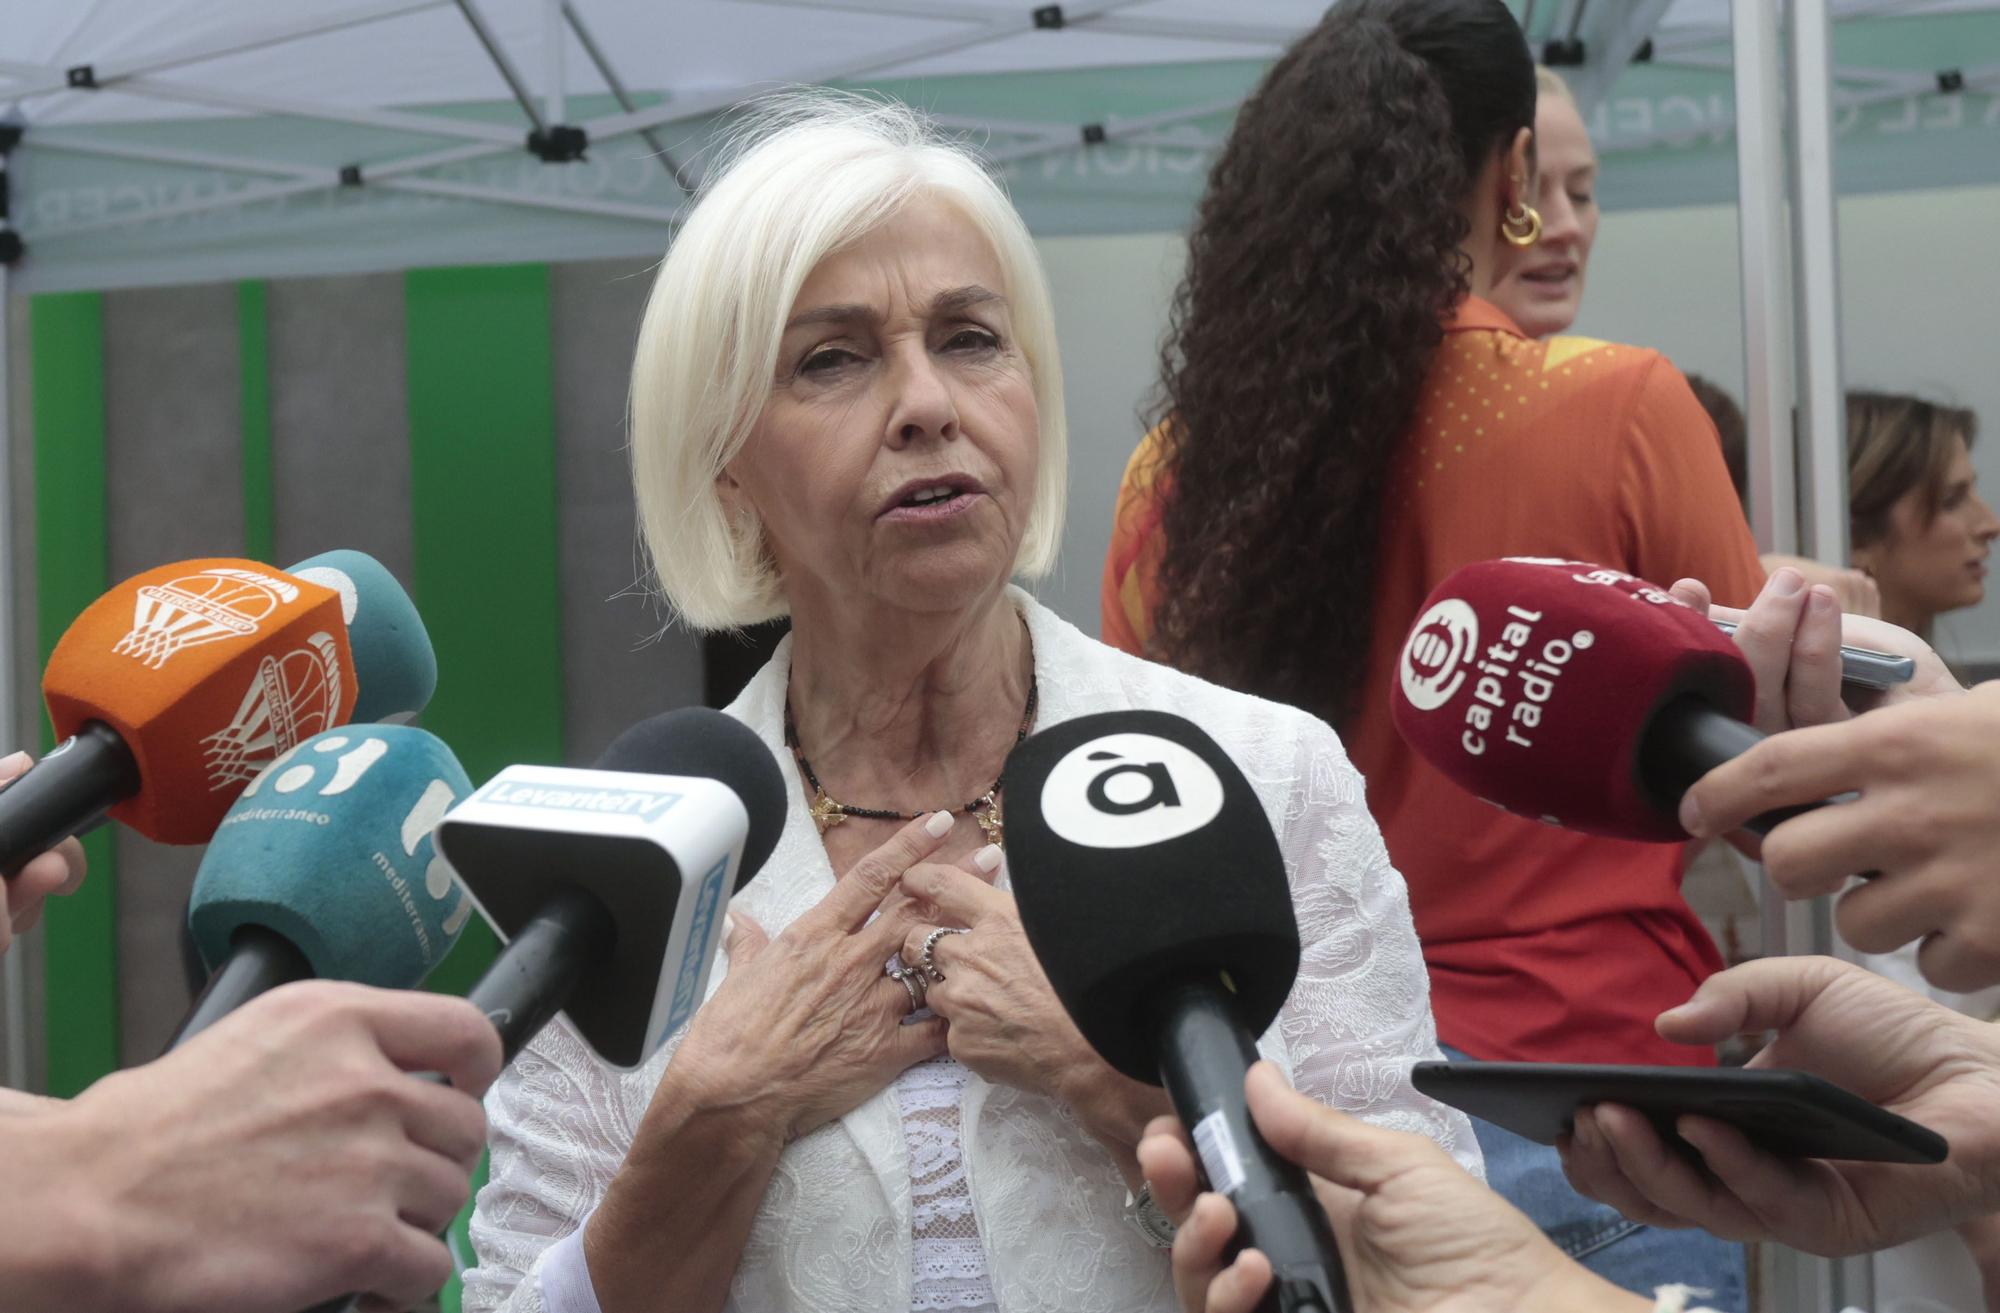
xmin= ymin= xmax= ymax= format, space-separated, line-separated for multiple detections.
xmin=1439 ymin=1046 xmax=1747 ymax=1311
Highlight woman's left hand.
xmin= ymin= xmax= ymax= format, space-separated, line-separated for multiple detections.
xmin=898 ymin=852 xmax=1167 ymax=1150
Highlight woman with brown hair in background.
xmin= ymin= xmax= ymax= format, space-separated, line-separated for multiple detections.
xmin=1101 ymin=0 xmax=1764 ymax=1304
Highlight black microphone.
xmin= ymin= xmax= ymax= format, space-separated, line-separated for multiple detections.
xmin=1004 ymin=709 xmax=1350 ymax=1313
xmin=437 ymin=707 xmax=787 ymax=1067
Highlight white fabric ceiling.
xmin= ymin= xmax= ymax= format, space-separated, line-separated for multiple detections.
xmin=3 ymin=0 xmax=1997 ymax=291
xmin=7 ymin=0 xmax=1998 ymax=128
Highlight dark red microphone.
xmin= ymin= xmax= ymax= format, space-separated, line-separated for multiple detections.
xmin=1391 ymin=558 xmax=1817 ymax=841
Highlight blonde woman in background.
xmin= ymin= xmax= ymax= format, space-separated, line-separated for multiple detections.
xmin=1487 ymin=67 xmax=1599 ymax=340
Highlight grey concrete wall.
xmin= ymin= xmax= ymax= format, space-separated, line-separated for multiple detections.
xmin=1029 ymin=233 xmax=1185 ymax=633
xmin=3 ymin=289 xmax=46 ymax=1091
xmin=551 ymin=258 xmax=703 ymax=765
xmin=101 ymin=281 xmax=244 ymax=1064
xmin=268 ymin=273 xmax=415 ymax=582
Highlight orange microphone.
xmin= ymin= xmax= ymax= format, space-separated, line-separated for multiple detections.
xmin=2 ymin=554 xmax=429 ymax=872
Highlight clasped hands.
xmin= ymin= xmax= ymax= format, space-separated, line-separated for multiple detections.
xmin=667 ymin=813 xmax=1160 ymax=1152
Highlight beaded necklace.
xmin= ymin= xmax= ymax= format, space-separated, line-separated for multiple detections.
xmin=783 ymin=641 xmax=1038 ymax=847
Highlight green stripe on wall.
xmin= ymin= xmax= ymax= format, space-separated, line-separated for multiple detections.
xmin=405 ymin=263 xmax=564 ymax=1312
xmin=403 ymin=262 xmax=564 ymax=997
xmin=29 ymin=293 xmax=119 ymax=1097
xmin=237 ymin=281 xmax=275 ymax=564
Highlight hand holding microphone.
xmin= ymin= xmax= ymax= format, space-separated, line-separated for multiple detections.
xmin=1005 ymin=710 xmax=1351 ymax=1313
xmin=1664 ymin=569 xmax=2000 ymax=991
xmin=0 ymin=751 xmax=85 ymax=954
xmin=1139 ymin=1064 xmax=1649 ymax=1313
xmin=0 ymin=982 xmax=500 ymax=1313
xmin=1387 ymin=556 xmax=1910 ymax=844
xmin=2 ymin=549 xmax=435 ymax=874
xmin=1667 ymin=567 xmax=1961 ymax=731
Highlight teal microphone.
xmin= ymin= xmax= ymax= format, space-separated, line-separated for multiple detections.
xmin=284 ymin=549 xmax=438 ymax=724
xmin=172 ymin=724 xmax=474 ymax=1048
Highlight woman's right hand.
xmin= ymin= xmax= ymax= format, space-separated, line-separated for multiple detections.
xmin=661 ymin=811 xmax=955 ymax=1143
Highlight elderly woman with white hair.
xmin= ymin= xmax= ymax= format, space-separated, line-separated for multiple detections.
xmin=463 ymin=92 xmax=1478 ymax=1313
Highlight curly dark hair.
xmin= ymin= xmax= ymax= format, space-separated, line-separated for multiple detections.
xmin=1148 ymin=0 xmax=1535 ymax=727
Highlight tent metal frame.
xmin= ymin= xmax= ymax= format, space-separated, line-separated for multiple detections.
xmin=5 ymin=0 xmax=1233 ymax=241
xmin=0 ymin=0 xmax=1800 ymax=254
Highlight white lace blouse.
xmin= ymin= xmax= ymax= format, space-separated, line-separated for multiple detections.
xmin=462 ymin=589 xmax=1482 ymax=1313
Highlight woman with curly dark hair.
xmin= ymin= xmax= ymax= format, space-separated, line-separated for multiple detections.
xmin=1103 ymin=0 xmax=1765 ymax=1305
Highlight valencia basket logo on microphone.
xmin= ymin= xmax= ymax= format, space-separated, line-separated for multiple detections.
xmin=1039 ymin=732 xmax=1224 ymax=849
xmin=1400 ymin=598 xmax=1479 ymax=712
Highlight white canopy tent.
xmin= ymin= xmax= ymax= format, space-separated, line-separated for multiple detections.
xmin=1 ymin=0 xmax=1996 ymax=292
xmin=3 ymin=7 xmax=1998 ymax=1306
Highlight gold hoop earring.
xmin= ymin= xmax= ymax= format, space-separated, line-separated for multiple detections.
xmin=1501 ymin=203 xmax=1543 ymax=248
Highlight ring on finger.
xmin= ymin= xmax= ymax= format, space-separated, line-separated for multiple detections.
xmin=919 ymin=926 xmax=967 ymax=983
xmin=886 ymin=960 xmax=927 ymax=1013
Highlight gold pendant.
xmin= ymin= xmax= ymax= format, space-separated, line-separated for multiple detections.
xmin=975 ymin=792 xmax=1004 ymax=847
xmin=809 ymin=790 xmax=847 ymax=833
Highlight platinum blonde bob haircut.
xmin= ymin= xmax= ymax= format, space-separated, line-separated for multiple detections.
xmin=630 ymin=91 xmax=1068 ymax=631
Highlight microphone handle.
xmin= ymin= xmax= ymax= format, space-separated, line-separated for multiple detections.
xmin=298 ymin=885 xmax=618 ymax=1313
xmin=1641 ymin=696 xmax=1825 ymax=837
xmin=1153 ymin=978 xmax=1352 ymax=1313
xmin=466 ymin=882 xmax=618 ymax=1066
xmin=168 ymin=924 xmax=314 ymax=1051
xmin=0 ymin=721 xmax=138 ymax=876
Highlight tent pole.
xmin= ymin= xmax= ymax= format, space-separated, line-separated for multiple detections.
xmin=1733 ymin=0 xmax=1799 ymax=573
xmin=1789 ymin=0 xmax=1851 ymax=670
xmin=77 ymin=0 xmax=451 ymax=91
xmin=981 ymin=96 xmax=1243 ymax=168
xmin=0 ymin=256 xmax=25 ymax=1093
xmin=324 ymin=0 xmax=1159 ymax=193
xmin=1562 ymin=0 xmax=1676 ymax=114
xmin=1789 ymin=0 xmax=1870 ymax=1296
xmin=1735 ymin=2 xmax=1836 ymax=1310
xmin=30 ymin=134 xmax=333 ymax=180
xmin=573 ymin=0 xmax=1152 ymax=148
xmin=543 ymin=0 xmax=565 ymax=134
xmin=377 ymin=175 xmax=678 ymax=222
xmin=65 ymin=76 xmax=523 ymax=145
xmin=560 ymin=2 xmax=695 ymax=192
xmin=453 ymin=0 xmax=546 ymax=132
xmin=750 ymin=0 xmax=1299 ymax=47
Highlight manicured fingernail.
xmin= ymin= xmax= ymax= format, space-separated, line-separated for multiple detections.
xmin=1771 ymin=568 xmax=1804 ymax=597
xmin=973 ymin=844 xmax=1003 ymax=873
xmin=1678 ymin=792 xmax=1706 ymax=837
xmin=0 ymin=751 xmax=28 ymax=772
xmin=924 ymin=811 xmax=954 ymax=838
